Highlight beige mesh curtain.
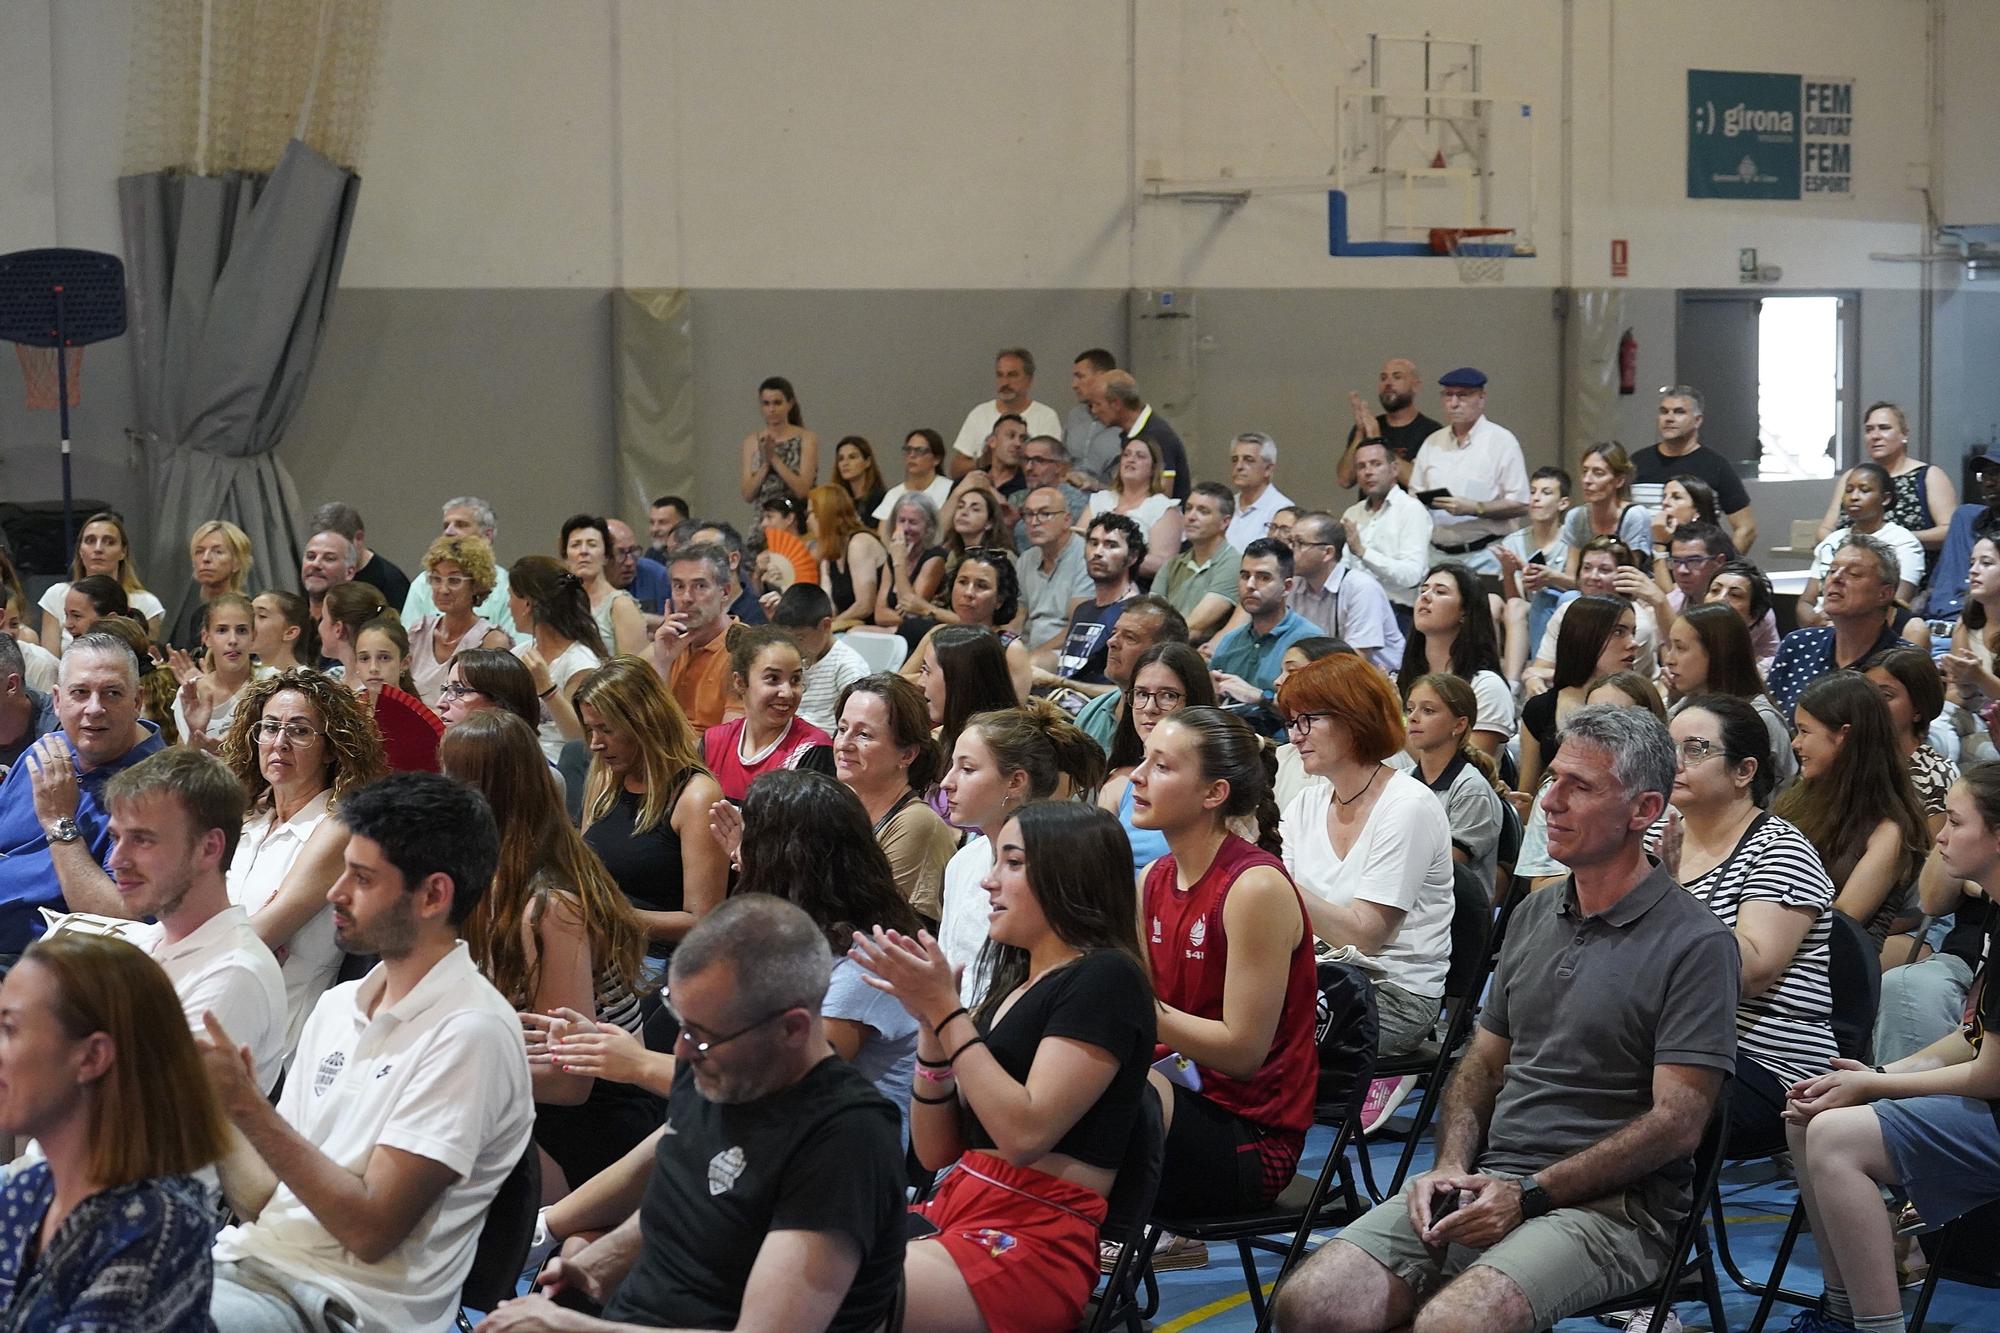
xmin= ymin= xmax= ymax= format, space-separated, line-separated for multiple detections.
xmin=119 ymin=0 xmax=383 ymax=631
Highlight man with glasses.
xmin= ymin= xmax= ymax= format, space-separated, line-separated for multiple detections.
xmin=1158 ymin=482 xmax=1243 ymax=646
xmin=606 ymin=517 xmax=670 ymax=622
xmin=1768 ymin=532 xmax=1910 ymax=722
xmin=489 ymin=896 xmax=905 ymax=1332
xmin=1015 ymin=487 xmax=1093 ymax=653
xmin=1072 ymin=596 xmax=1190 ymax=752
xmin=653 ymin=543 xmax=741 ymax=729
xmin=203 ymin=772 xmax=535 ymax=1332
xmin=1226 ymin=433 xmax=1293 ymax=550
xmin=1286 ymin=511 xmax=1402 ymax=671
xmin=0 ymin=633 xmax=166 ymax=960
xmin=1009 ymin=436 xmax=1086 ymax=549
xmin=1610 ymin=519 xmax=1737 ymax=640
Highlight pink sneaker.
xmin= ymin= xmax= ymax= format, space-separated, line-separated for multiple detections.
xmin=1359 ymin=1075 xmax=1418 ymax=1136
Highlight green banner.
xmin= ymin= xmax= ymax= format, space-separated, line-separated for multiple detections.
xmin=1687 ymin=69 xmax=1853 ymax=201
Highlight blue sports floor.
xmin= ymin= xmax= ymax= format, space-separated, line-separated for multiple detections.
xmin=1143 ymin=1120 xmax=2000 ymax=1332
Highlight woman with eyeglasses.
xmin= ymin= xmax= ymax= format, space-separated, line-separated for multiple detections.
xmin=1098 ymin=642 xmax=1215 ymax=871
xmin=405 ymin=534 xmax=512 ymax=708
xmin=873 ymin=428 xmax=955 ymax=539
xmin=1655 ymin=696 xmax=1836 ymax=1156
xmin=1278 ymin=656 xmax=1454 ymax=1068
xmin=221 ymin=670 xmax=388 ymax=1055
xmin=436 ymin=647 xmax=545 ymax=731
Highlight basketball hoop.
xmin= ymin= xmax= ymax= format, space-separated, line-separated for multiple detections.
xmin=1431 ymin=227 xmax=1515 ymax=285
xmin=13 ymin=343 xmax=84 ymax=410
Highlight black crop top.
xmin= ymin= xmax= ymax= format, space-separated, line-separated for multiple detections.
xmin=963 ymin=949 xmax=1156 ymax=1170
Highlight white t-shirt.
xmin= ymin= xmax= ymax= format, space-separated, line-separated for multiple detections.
xmin=212 ymin=943 xmax=535 ymax=1333
xmin=136 ymin=904 xmax=288 ymax=1094
xmin=1809 ymin=522 xmax=1925 ymax=589
xmin=519 ymin=639 xmax=603 ymax=762
xmin=951 ymin=399 xmax=1064 ymax=459
xmin=170 ymin=665 xmax=275 ymax=746
xmin=1280 ymin=770 xmax=1455 ymax=998
xmin=936 ymin=835 xmax=995 ymax=1007
xmin=38 ymin=582 xmax=167 ymax=649
xmin=800 ymin=637 xmax=871 ymax=733
xmin=873 ymin=475 xmax=955 ymax=524
xmin=1467 ymin=668 xmax=1518 ymax=741
xmin=226 ymin=789 xmax=339 ymax=1062
xmin=1086 ymin=491 xmax=1178 ymax=530
xmin=18 ymin=641 xmax=56 ymax=693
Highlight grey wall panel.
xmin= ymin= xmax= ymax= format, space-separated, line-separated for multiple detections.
xmin=279 ymin=288 xmax=616 ymax=576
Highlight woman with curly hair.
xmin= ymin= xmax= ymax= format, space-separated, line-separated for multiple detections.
xmin=222 ymin=669 xmax=388 ymax=1054
xmin=576 ymin=658 xmax=727 ymax=962
xmin=406 ymin=534 xmax=512 ymax=707
xmin=439 ymin=710 xmax=657 ymax=1193
xmin=897 ymin=551 xmax=1032 ymax=697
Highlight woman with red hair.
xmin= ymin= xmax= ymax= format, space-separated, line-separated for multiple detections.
xmin=1277 ymin=653 xmax=1456 ymax=1132
xmin=807 ymin=484 xmax=889 ymax=632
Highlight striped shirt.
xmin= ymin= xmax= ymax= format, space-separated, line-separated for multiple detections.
xmin=1647 ymin=813 xmax=1838 ymax=1086
xmin=1910 ymin=743 xmax=1958 ymax=816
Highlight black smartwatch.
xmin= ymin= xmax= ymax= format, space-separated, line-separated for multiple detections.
xmin=1519 ymin=1174 xmax=1553 ymax=1220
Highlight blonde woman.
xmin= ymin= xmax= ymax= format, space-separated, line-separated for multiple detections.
xmin=168 ymin=592 xmax=268 ymax=750
xmin=575 ymin=658 xmax=729 ymax=963
xmin=39 ymin=512 xmax=163 ymax=647
xmin=166 ymin=519 xmax=253 ymax=651
xmin=1552 ymin=442 xmax=1652 ymax=588
xmin=1086 ymin=436 xmax=1182 ymax=579
xmin=407 ymin=533 xmax=512 ymax=707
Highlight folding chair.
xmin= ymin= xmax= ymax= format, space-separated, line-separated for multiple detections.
xmin=1084 ymin=1092 xmax=1166 ymax=1333
xmin=456 ymin=1142 xmax=544 ymax=1330
xmin=1572 ymin=1083 xmax=1733 ymax=1333
xmin=1725 ymin=913 xmax=1882 ymax=1326
xmin=1907 ymin=1195 xmax=2000 ymax=1330
xmin=1130 ymin=960 xmax=1378 ymax=1333
xmin=840 ymin=629 xmax=908 ymax=673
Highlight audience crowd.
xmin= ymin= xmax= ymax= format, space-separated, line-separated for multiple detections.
xmin=0 ymin=348 xmax=1989 ymax=1333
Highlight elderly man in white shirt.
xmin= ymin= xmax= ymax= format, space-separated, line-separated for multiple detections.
xmin=1409 ymin=367 xmax=1530 ymax=574
xmin=1343 ymin=438 xmax=1434 ymax=631
xmin=1225 ymin=432 xmax=1294 ymax=550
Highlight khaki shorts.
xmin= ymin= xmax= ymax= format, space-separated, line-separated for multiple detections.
xmin=1334 ymin=1174 xmax=1676 ymax=1330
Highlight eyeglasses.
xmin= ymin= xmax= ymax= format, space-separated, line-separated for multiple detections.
xmin=676 ymin=1006 xmax=796 ymax=1057
xmin=1675 ymin=738 xmax=1721 ymax=765
xmin=1131 ymin=687 xmax=1185 ymax=709
xmin=253 ymin=720 xmax=325 ymax=746
xmin=1023 ymin=455 xmax=1060 ymax=467
xmin=426 ymin=572 xmax=472 ymax=590
xmin=1667 ymin=554 xmax=1721 ymax=570
xmin=439 ymin=683 xmax=485 ymax=703
xmin=1285 ymin=711 xmax=1334 ymax=737
xmin=614 ymin=546 xmax=643 ymax=559
xmin=1021 ymin=507 xmax=1068 ymax=521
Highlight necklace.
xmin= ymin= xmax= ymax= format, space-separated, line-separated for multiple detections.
xmin=1334 ymin=765 xmax=1382 ymax=807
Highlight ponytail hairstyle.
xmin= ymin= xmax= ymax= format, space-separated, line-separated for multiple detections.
xmin=1408 ymin=671 xmax=1502 ymax=792
xmin=356 ymin=614 xmax=419 ymax=695
xmin=69 ymin=574 xmax=130 ymax=621
xmin=1678 ymin=693 xmax=1778 ymax=808
xmin=1161 ymin=705 xmax=1281 ymax=856
xmin=960 ymin=702 xmax=1078 ymax=806
xmin=1666 ymin=473 xmax=1722 ymax=527
xmin=1583 ymin=440 xmax=1636 ymax=502
xmin=834 ymin=673 xmax=942 ymax=793
xmin=256 ymin=589 xmax=318 ymax=666
xmin=321 ymin=581 xmax=389 ymax=648
xmin=508 ymin=555 xmax=608 ymax=658
xmin=1026 ymin=695 xmax=1107 ymax=798
xmin=973 ymin=801 xmax=1145 ymax=1029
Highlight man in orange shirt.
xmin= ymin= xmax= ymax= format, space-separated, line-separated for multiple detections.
xmin=652 ymin=543 xmax=741 ymax=729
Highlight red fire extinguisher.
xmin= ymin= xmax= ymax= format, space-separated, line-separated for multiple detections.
xmin=1618 ymin=328 xmax=1637 ymax=396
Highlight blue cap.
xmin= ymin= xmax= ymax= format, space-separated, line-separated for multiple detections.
xmin=1438 ymin=367 xmax=1488 ymax=389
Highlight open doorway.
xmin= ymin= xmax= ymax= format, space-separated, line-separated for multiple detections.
xmin=1676 ymin=291 xmax=1859 ymax=481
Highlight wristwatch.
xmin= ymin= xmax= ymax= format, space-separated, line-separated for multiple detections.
xmin=1519 ymin=1174 xmax=1553 ymax=1220
xmin=45 ymin=816 xmax=80 ymax=845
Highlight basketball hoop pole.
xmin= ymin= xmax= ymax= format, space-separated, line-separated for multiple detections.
xmin=52 ymin=286 xmax=74 ymax=555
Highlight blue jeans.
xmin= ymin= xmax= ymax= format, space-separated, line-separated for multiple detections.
xmin=1874 ymin=952 xmax=1975 ymax=1065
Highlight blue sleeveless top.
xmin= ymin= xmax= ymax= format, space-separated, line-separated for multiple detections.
xmin=1118 ymin=779 xmax=1171 ymax=870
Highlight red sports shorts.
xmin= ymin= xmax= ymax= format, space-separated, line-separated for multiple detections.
xmin=912 ymin=1151 xmax=1110 ymax=1333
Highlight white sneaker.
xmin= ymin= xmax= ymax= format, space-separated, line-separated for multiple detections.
xmin=1622 ymin=1308 xmax=1682 ymax=1333
xmin=520 ymin=1206 xmax=559 ymax=1281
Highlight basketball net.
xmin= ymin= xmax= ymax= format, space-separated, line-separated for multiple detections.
xmin=13 ymin=343 xmax=84 ymax=410
xmin=1430 ymin=227 xmax=1515 ymax=286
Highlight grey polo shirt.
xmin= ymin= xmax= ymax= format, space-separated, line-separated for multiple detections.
xmin=1158 ymin=542 xmax=1242 ymax=623
xmin=1477 ymin=862 xmax=1739 ymax=1213
xmin=1015 ymin=535 xmax=1091 ymax=649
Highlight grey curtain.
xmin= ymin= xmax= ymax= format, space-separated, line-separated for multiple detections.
xmin=118 ymin=139 xmax=359 ymax=628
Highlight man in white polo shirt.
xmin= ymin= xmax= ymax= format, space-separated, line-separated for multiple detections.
xmin=1409 ymin=367 xmax=1530 ymax=574
xmin=201 ymin=772 xmax=533 ymax=1333
xmin=103 ymin=748 xmax=287 ymax=1094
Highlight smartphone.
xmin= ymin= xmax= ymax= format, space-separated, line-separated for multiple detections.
xmin=1430 ymin=1186 xmax=1462 ymax=1223
xmin=1528 ymin=552 xmax=1547 ymax=566
xmin=1415 ymin=488 xmax=1453 ymax=508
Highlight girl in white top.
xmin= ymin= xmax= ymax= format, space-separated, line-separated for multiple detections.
xmin=1276 ymin=653 xmax=1455 ymax=1056
xmin=222 ymin=670 xmax=388 ymax=1060
xmin=38 ymin=512 xmax=165 ymax=647
xmin=562 ymin=515 xmax=647 ymax=657
xmin=1396 ymin=672 xmax=1508 ymax=905
xmin=934 ymin=705 xmax=1071 ymax=1008
xmin=507 ymin=555 xmax=607 ymax=763
xmin=407 ymin=534 xmax=512 ymax=707
xmin=1086 ymin=436 xmax=1182 ymax=580
xmin=1398 ymin=562 xmax=1516 ymax=756
xmin=1799 ymin=462 xmax=1925 ymax=625
xmin=169 ymin=593 xmax=270 ymax=751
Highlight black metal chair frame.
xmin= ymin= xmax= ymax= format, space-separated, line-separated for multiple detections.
xmin=456 ymin=1142 xmax=544 ymax=1331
